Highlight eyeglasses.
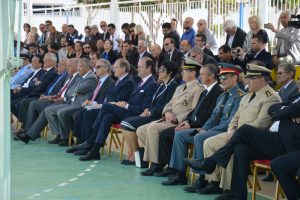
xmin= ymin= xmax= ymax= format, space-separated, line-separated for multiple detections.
xmin=159 ymin=67 xmax=167 ymax=72
xmin=219 ymin=74 xmax=233 ymax=81
xmin=198 ymin=23 xmax=203 ymax=26
xmin=100 ymin=25 xmax=106 ymax=28
xmin=95 ymin=65 xmax=105 ymax=69
xmin=83 ymin=46 xmax=91 ymax=49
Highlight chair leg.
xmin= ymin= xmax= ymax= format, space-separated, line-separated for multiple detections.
xmin=68 ymin=130 xmax=73 ymax=146
xmin=251 ymin=166 xmax=258 ymax=200
xmin=108 ymin=129 xmax=113 ymax=157
xmin=275 ymin=180 xmax=280 ymax=200
xmin=119 ymin=135 xmax=124 ymax=161
xmin=101 ymin=147 xmax=105 ymax=155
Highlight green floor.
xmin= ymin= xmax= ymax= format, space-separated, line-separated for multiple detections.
xmin=11 ymin=138 xmax=270 ymax=200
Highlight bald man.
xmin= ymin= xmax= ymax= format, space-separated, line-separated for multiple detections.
xmin=196 ymin=19 xmax=218 ymax=54
xmin=181 ymin=17 xmax=196 ymax=48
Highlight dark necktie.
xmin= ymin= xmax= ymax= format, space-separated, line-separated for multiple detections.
xmin=212 ymin=92 xmax=229 ymax=126
xmin=191 ymin=90 xmax=208 ymax=121
xmin=249 ymin=92 xmax=256 ymax=103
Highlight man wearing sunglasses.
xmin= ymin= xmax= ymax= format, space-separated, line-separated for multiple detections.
xmin=185 ymin=64 xmax=282 ymax=199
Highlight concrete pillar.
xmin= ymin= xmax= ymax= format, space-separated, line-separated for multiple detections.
xmin=259 ymin=0 xmax=269 ymax=24
xmin=110 ymin=0 xmax=119 ymax=29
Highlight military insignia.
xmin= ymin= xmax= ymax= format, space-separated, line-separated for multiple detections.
xmin=237 ymin=90 xmax=244 ymax=97
xmin=265 ymin=90 xmax=273 ymax=97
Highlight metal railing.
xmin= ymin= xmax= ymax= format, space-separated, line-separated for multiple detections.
xmin=23 ymin=0 xmax=300 ymax=47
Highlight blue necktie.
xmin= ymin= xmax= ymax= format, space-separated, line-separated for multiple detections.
xmin=46 ymin=73 xmax=65 ymax=95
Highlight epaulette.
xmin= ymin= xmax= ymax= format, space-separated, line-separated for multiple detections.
xmin=237 ymin=89 xmax=246 ymax=97
xmin=265 ymin=90 xmax=273 ymax=97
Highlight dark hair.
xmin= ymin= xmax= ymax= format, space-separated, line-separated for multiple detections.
xmin=84 ymin=26 xmax=91 ymax=31
xmin=162 ymin=22 xmax=172 ymax=29
xmin=218 ymin=45 xmax=231 ymax=53
xmin=123 ymin=40 xmax=132 ymax=45
xmin=45 ymin=20 xmax=52 ymax=25
xmin=96 ymin=38 xmax=104 ymax=43
xmin=33 ymin=54 xmax=44 ymax=65
xmin=144 ymin=57 xmax=156 ymax=74
xmin=171 ymin=18 xmax=177 ymax=23
xmin=164 ymin=37 xmax=175 ymax=44
xmin=90 ymin=52 xmax=100 ymax=59
xmin=129 ymin=23 xmax=136 ymax=28
xmin=50 ymin=43 xmax=59 ymax=51
xmin=67 ymin=24 xmax=74 ymax=29
xmin=161 ymin=61 xmax=178 ymax=79
xmin=203 ymin=64 xmax=219 ymax=79
xmin=75 ymin=41 xmax=83 ymax=47
xmin=39 ymin=45 xmax=48 ymax=54
xmin=105 ymin=39 xmax=113 ymax=46
xmin=86 ymin=41 xmax=98 ymax=52
xmin=108 ymin=23 xmax=116 ymax=29
xmin=23 ymin=23 xmax=31 ymax=29
xmin=121 ymin=23 xmax=129 ymax=29
xmin=196 ymin=33 xmax=207 ymax=44
xmin=252 ymin=35 xmax=264 ymax=43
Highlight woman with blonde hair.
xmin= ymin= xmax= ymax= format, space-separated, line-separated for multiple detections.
xmin=29 ymin=27 xmax=39 ymax=44
xmin=243 ymin=16 xmax=269 ymax=54
xmin=133 ymin=24 xmax=146 ymax=44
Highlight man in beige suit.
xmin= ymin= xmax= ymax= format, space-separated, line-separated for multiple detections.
xmin=185 ymin=64 xmax=282 ymax=197
xmin=137 ymin=58 xmax=205 ymax=176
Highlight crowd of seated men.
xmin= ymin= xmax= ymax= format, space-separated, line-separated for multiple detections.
xmin=12 ymin=10 xmax=300 ymax=200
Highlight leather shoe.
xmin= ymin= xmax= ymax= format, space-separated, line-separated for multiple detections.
xmin=154 ymin=167 xmax=176 ymax=177
xmin=15 ymin=133 xmax=30 ymax=144
xmin=184 ymin=176 xmax=208 ymax=193
xmin=73 ymin=149 xmax=88 ymax=155
xmin=79 ymin=151 xmax=100 ymax=161
xmin=161 ymin=175 xmax=187 ymax=186
xmin=66 ymin=142 xmax=92 ymax=153
xmin=198 ymin=182 xmax=223 ymax=195
xmin=58 ymin=139 xmax=68 ymax=147
xmin=141 ymin=164 xmax=163 ymax=176
xmin=48 ymin=135 xmax=61 ymax=144
xmin=184 ymin=158 xmax=216 ymax=174
xmin=120 ymin=159 xmax=135 ymax=165
xmin=215 ymin=190 xmax=233 ymax=200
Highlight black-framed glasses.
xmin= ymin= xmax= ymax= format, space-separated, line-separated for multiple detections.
xmin=95 ymin=65 xmax=105 ymax=69
xmin=164 ymin=43 xmax=170 ymax=46
xmin=83 ymin=46 xmax=91 ymax=49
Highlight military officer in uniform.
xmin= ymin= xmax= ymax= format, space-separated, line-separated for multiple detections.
xmin=137 ymin=58 xmax=205 ymax=176
xmin=185 ymin=64 xmax=282 ymax=198
xmin=161 ymin=63 xmax=244 ymax=187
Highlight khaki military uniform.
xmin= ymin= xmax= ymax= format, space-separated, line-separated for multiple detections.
xmin=204 ymin=84 xmax=282 ymax=190
xmin=137 ymin=79 xmax=205 ymax=163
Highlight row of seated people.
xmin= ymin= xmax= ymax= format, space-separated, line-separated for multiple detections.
xmin=12 ymin=52 xmax=300 ymax=200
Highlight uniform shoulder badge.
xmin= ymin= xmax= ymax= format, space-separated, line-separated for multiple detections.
xmin=237 ymin=89 xmax=245 ymax=97
xmin=265 ymin=90 xmax=273 ymax=97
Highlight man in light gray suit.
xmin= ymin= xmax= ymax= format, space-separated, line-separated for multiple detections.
xmin=15 ymin=58 xmax=81 ymax=144
xmin=277 ymin=62 xmax=299 ymax=102
xmin=45 ymin=58 xmax=98 ymax=146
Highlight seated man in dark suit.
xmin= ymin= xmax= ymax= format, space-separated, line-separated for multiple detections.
xmin=15 ymin=58 xmax=81 ymax=143
xmin=120 ymin=61 xmax=179 ymax=165
xmin=11 ymin=53 xmax=58 ymax=119
xmin=184 ymin=77 xmax=300 ymax=200
xmin=194 ymin=33 xmax=214 ymax=57
xmin=15 ymin=58 xmax=68 ymax=130
xmin=162 ymin=37 xmax=183 ymax=68
xmin=233 ymin=35 xmax=272 ymax=70
xmin=79 ymin=57 xmax=158 ymax=161
xmin=68 ymin=58 xmax=135 ymax=148
xmin=44 ymin=58 xmax=98 ymax=146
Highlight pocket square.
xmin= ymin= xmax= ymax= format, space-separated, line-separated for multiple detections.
xmin=140 ymin=90 xmax=145 ymax=92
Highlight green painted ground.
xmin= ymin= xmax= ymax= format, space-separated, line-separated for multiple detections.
xmin=11 ymin=138 xmax=269 ymax=200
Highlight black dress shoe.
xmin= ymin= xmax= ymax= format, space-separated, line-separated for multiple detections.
xmin=48 ymin=135 xmax=61 ymax=144
xmin=215 ymin=190 xmax=233 ymax=200
xmin=16 ymin=133 xmax=30 ymax=144
xmin=79 ymin=151 xmax=100 ymax=161
xmin=184 ymin=176 xmax=208 ymax=193
xmin=66 ymin=147 xmax=77 ymax=153
xmin=58 ymin=139 xmax=68 ymax=147
xmin=141 ymin=164 xmax=163 ymax=176
xmin=66 ymin=142 xmax=92 ymax=153
xmin=184 ymin=158 xmax=216 ymax=174
xmin=198 ymin=182 xmax=223 ymax=195
xmin=154 ymin=167 xmax=176 ymax=177
xmin=161 ymin=175 xmax=187 ymax=186
xmin=120 ymin=160 xmax=135 ymax=165
xmin=73 ymin=149 xmax=88 ymax=155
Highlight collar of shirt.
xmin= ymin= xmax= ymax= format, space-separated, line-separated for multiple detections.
xmin=205 ymin=81 xmax=218 ymax=94
xmin=82 ymin=70 xmax=92 ymax=79
xmin=32 ymin=68 xmax=42 ymax=73
xmin=118 ymin=73 xmax=128 ymax=81
xmin=283 ymin=79 xmax=294 ymax=89
xmin=139 ymin=51 xmax=146 ymax=58
xmin=22 ymin=63 xmax=32 ymax=70
xmin=254 ymin=48 xmax=264 ymax=57
xmin=227 ymin=84 xmax=240 ymax=96
xmin=141 ymin=74 xmax=152 ymax=86
xmin=45 ymin=67 xmax=53 ymax=72
xmin=71 ymin=72 xmax=79 ymax=80
xmin=99 ymin=74 xmax=109 ymax=84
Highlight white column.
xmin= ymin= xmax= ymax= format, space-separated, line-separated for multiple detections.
xmin=258 ymin=0 xmax=269 ymax=24
xmin=0 ymin=0 xmax=14 ymax=199
xmin=26 ymin=0 xmax=32 ymax=24
xmin=110 ymin=0 xmax=119 ymax=29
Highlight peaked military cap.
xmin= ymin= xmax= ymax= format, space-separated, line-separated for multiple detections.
xmin=182 ymin=57 xmax=202 ymax=71
xmin=218 ymin=63 xmax=243 ymax=75
xmin=245 ymin=64 xmax=272 ymax=77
